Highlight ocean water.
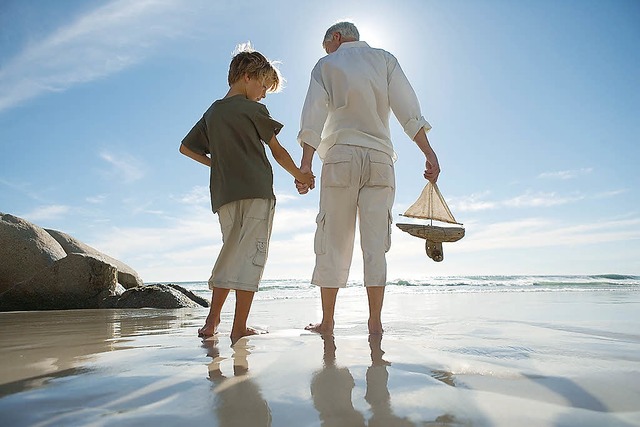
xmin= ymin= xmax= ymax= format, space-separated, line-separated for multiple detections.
xmin=160 ymin=275 xmax=640 ymax=302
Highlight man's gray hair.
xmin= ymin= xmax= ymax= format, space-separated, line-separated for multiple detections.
xmin=323 ymin=21 xmax=360 ymax=42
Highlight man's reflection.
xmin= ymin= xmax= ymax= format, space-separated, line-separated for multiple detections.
xmin=203 ymin=338 xmax=271 ymax=427
xmin=311 ymin=335 xmax=366 ymax=427
xmin=365 ymin=335 xmax=415 ymax=427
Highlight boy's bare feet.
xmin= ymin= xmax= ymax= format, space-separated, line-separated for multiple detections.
xmin=198 ymin=316 xmax=220 ymax=338
xmin=305 ymin=321 xmax=334 ymax=335
xmin=230 ymin=326 xmax=266 ymax=345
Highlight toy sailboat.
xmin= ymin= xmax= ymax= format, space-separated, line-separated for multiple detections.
xmin=396 ymin=182 xmax=464 ymax=262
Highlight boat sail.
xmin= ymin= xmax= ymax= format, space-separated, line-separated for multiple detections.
xmin=396 ymin=182 xmax=465 ymax=262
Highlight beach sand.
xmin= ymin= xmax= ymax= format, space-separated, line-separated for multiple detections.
xmin=1 ymin=290 xmax=639 ymax=426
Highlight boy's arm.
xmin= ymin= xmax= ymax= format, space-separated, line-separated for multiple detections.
xmin=266 ymin=135 xmax=314 ymax=186
xmin=179 ymin=143 xmax=211 ymax=167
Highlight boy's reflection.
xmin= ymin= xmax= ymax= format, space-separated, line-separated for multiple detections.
xmin=310 ymin=335 xmax=366 ymax=427
xmin=203 ymin=338 xmax=271 ymax=427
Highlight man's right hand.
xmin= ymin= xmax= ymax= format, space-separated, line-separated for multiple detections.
xmin=295 ymin=165 xmax=315 ymax=194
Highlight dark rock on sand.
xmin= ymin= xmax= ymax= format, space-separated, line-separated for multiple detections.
xmin=167 ymin=283 xmax=209 ymax=307
xmin=45 ymin=228 xmax=144 ymax=289
xmin=0 ymin=253 xmax=118 ymax=311
xmin=0 ymin=213 xmax=67 ymax=293
xmin=0 ymin=213 xmax=204 ymax=311
xmin=110 ymin=284 xmax=202 ymax=309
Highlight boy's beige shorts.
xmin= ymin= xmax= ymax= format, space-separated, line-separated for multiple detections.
xmin=312 ymin=144 xmax=395 ymax=288
xmin=208 ymin=198 xmax=275 ymax=292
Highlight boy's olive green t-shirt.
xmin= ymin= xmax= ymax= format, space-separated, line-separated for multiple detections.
xmin=181 ymin=95 xmax=283 ymax=213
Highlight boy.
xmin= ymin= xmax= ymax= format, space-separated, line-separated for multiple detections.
xmin=180 ymin=45 xmax=314 ymax=343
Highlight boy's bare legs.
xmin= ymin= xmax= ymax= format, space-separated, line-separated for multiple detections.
xmin=367 ymin=286 xmax=385 ymax=335
xmin=198 ymin=288 xmax=230 ymax=338
xmin=199 ymin=288 xmax=229 ymax=337
xmin=231 ymin=290 xmax=265 ymax=345
xmin=305 ymin=287 xmax=339 ymax=335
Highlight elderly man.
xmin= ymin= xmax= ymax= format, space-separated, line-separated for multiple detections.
xmin=297 ymin=21 xmax=440 ymax=335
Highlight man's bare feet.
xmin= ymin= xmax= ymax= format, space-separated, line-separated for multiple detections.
xmin=230 ymin=326 xmax=267 ymax=345
xmin=305 ymin=322 xmax=334 ymax=335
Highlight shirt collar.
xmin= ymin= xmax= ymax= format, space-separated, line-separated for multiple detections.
xmin=336 ymin=41 xmax=370 ymax=51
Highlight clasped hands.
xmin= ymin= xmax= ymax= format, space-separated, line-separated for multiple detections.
xmin=295 ymin=165 xmax=315 ymax=195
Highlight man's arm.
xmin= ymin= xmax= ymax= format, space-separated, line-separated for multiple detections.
xmin=413 ymin=128 xmax=440 ymax=183
xmin=179 ymin=143 xmax=211 ymax=167
xmin=266 ymin=135 xmax=315 ymax=186
xmin=296 ymin=143 xmax=316 ymax=194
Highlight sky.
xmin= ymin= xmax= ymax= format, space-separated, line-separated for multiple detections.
xmin=1 ymin=0 xmax=639 ymax=283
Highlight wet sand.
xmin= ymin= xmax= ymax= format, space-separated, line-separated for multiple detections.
xmin=1 ymin=291 xmax=639 ymax=426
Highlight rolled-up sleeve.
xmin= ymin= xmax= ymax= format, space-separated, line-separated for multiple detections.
xmin=388 ymin=58 xmax=431 ymax=139
xmin=297 ymin=69 xmax=329 ymax=149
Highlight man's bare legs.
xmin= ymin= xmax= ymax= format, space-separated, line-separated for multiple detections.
xmin=198 ymin=288 xmax=230 ymax=337
xmin=305 ymin=287 xmax=339 ymax=335
xmin=231 ymin=290 xmax=265 ymax=345
xmin=367 ymin=286 xmax=385 ymax=335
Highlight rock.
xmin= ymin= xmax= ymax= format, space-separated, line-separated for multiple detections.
xmin=112 ymin=284 xmax=202 ymax=309
xmin=0 ymin=253 xmax=118 ymax=311
xmin=167 ymin=283 xmax=209 ymax=307
xmin=45 ymin=228 xmax=143 ymax=289
xmin=0 ymin=213 xmax=67 ymax=293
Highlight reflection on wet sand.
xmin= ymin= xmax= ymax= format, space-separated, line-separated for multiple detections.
xmin=203 ymin=337 xmax=271 ymax=427
xmin=366 ymin=335 xmax=415 ymax=427
xmin=311 ymin=335 xmax=366 ymax=427
xmin=0 ymin=309 xmax=192 ymax=393
xmin=311 ymin=335 xmax=463 ymax=427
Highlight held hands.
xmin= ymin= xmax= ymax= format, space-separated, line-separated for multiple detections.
xmin=295 ymin=164 xmax=315 ymax=195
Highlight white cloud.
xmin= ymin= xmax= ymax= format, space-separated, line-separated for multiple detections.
xmin=503 ymin=191 xmax=584 ymax=208
xmin=451 ymin=189 xmax=598 ymax=212
xmin=538 ymin=168 xmax=593 ymax=180
xmin=176 ymin=186 xmax=210 ymax=205
xmin=100 ymin=150 xmax=145 ymax=183
xmin=20 ymin=204 xmax=70 ymax=222
xmin=274 ymin=192 xmax=300 ymax=204
xmin=81 ymin=200 xmax=640 ymax=282
xmin=455 ymin=217 xmax=640 ymax=252
xmin=0 ymin=0 xmax=202 ymax=112
xmin=449 ymin=191 xmax=497 ymax=212
xmin=86 ymin=194 xmax=108 ymax=204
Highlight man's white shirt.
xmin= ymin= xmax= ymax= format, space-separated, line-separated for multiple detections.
xmin=297 ymin=41 xmax=431 ymax=161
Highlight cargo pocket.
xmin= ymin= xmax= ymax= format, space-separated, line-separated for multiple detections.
xmin=385 ymin=209 xmax=393 ymax=253
xmin=252 ymin=238 xmax=268 ymax=267
xmin=322 ymin=154 xmax=352 ymax=187
xmin=217 ymin=207 xmax=234 ymax=243
xmin=314 ymin=211 xmax=326 ymax=255
xmin=368 ymin=151 xmax=394 ymax=188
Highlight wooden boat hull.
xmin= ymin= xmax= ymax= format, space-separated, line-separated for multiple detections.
xmin=396 ymin=223 xmax=465 ymax=262
xmin=396 ymin=223 xmax=465 ymax=242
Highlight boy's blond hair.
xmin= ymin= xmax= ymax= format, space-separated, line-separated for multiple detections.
xmin=228 ymin=42 xmax=283 ymax=93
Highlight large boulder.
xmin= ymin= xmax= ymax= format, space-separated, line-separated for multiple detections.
xmin=0 ymin=253 xmax=118 ymax=311
xmin=112 ymin=284 xmax=203 ymax=309
xmin=0 ymin=213 xmax=67 ymax=292
xmin=45 ymin=228 xmax=143 ymax=289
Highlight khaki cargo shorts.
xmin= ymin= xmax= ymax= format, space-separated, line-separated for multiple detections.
xmin=312 ymin=145 xmax=395 ymax=288
xmin=209 ymin=198 xmax=275 ymax=292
